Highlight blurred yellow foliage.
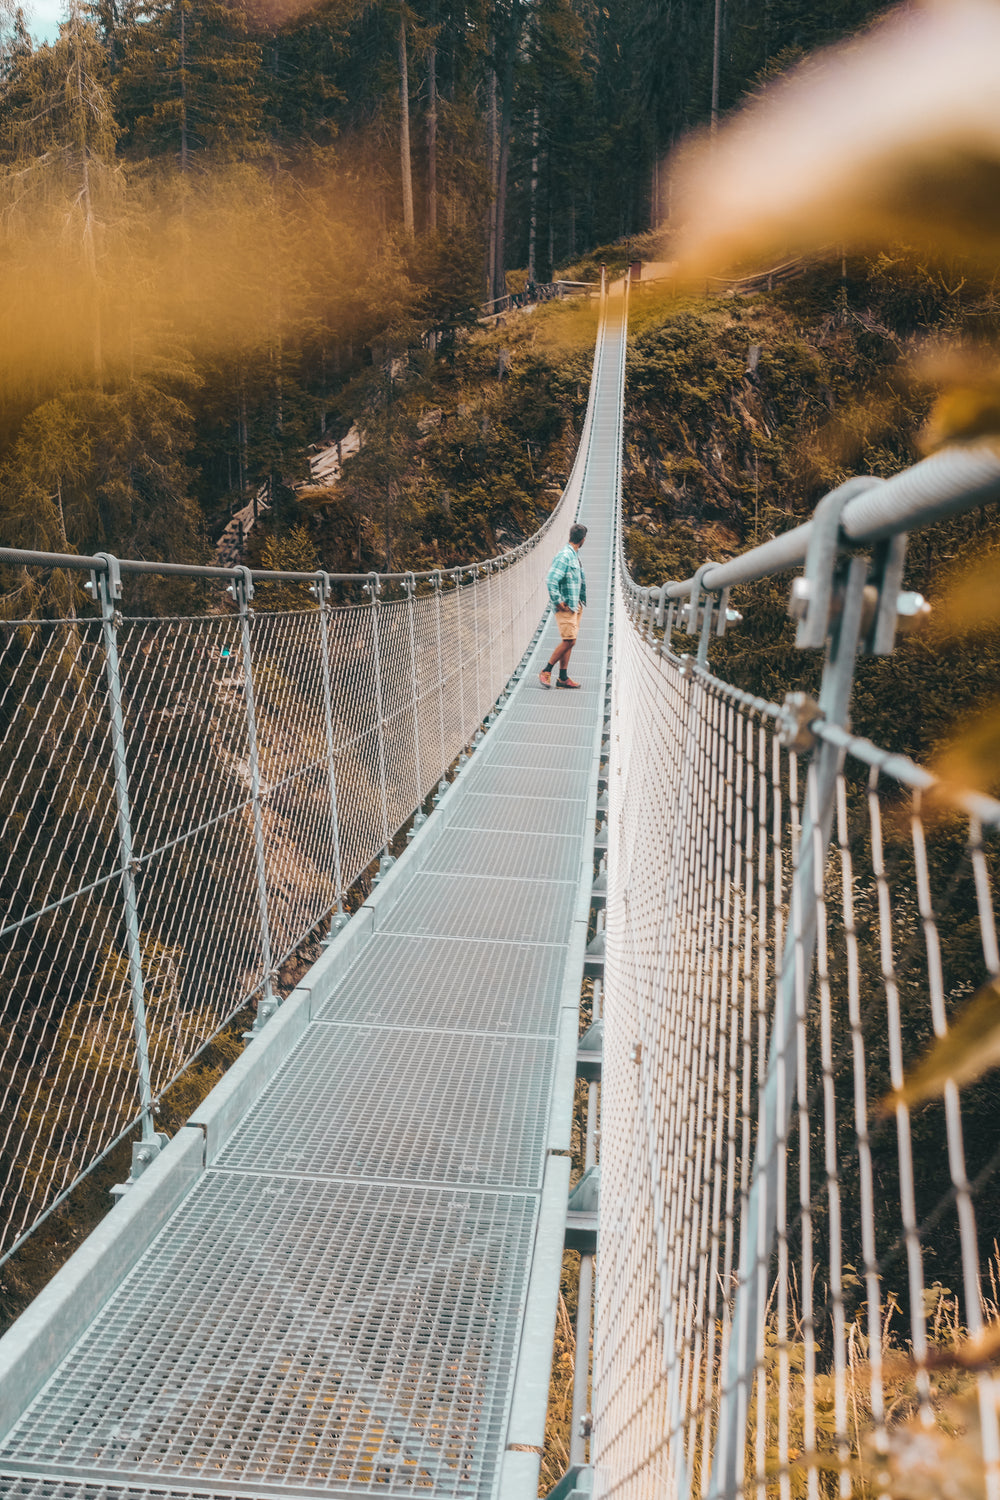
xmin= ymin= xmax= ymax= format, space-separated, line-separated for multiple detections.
xmin=671 ymin=0 xmax=1000 ymax=281
xmin=884 ymin=976 xmax=1000 ymax=1110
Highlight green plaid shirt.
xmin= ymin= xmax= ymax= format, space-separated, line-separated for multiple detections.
xmin=547 ymin=545 xmax=587 ymax=611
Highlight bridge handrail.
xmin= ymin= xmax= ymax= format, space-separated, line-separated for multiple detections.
xmin=599 ymin=287 xmax=1000 ymax=1500
xmin=0 ymin=490 xmax=565 ymax=590
xmin=619 ymin=441 xmax=1000 ymax=608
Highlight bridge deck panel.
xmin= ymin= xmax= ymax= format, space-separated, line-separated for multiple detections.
xmin=211 ymin=1025 xmax=555 ymax=1189
xmin=0 ymin=1177 xmax=538 ymax=1496
xmin=377 ymin=871 xmax=579 ymax=943
xmin=312 ymin=933 xmax=568 ymax=1034
xmin=422 ymin=826 xmax=585 ymax=881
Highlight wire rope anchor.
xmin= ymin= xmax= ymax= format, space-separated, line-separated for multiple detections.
xmin=111 ymin=1130 xmax=170 ymax=1199
xmin=322 ymin=910 xmax=350 ymax=946
xmin=372 ymin=850 xmax=396 ymax=885
xmin=407 ymin=810 xmax=428 ymax=843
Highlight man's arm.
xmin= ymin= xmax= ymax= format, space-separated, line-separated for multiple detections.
xmin=547 ymin=552 xmax=569 ymax=609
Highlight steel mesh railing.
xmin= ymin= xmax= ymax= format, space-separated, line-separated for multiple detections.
xmin=0 ymin=485 xmax=576 ymax=1265
xmin=594 ymin=446 xmax=1000 ymax=1496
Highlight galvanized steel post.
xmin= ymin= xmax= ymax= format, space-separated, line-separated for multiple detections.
xmin=311 ymin=570 xmax=345 ymax=914
xmin=365 ymin=571 xmax=391 ymax=850
xmin=404 ymin=573 xmax=423 ymax=808
xmin=86 ymin=553 xmax=157 ymax=1147
xmin=229 ymin=565 xmax=277 ymax=1031
xmin=453 ymin=567 xmax=467 ymax=743
xmin=432 ymin=570 xmax=445 ymax=772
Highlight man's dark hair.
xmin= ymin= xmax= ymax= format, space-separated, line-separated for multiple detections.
xmin=569 ymin=524 xmax=588 ymax=545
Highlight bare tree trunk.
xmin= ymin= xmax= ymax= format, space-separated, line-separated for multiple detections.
xmin=485 ymin=55 xmax=497 ymax=300
xmin=547 ymin=151 xmax=554 ymax=278
xmin=179 ymin=0 xmax=188 ymax=172
xmin=70 ymin=3 xmax=103 ymax=382
xmin=399 ymin=16 xmax=414 ymax=236
xmin=491 ymin=0 xmax=522 ymax=302
xmin=426 ymin=2 xmax=438 ymax=233
xmin=711 ymin=0 xmax=722 ymax=133
xmin=527 ymin=104 xmax=538 ymax=284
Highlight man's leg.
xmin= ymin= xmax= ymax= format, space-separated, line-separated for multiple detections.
xmin=540 ymin=638 xmax=566 ymax=685
xmin=554 ymin=637 xmax=580 ymax=686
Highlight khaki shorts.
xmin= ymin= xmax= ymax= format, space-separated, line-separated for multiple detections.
xmin=555 ymin=606 xmax=582 ymax=641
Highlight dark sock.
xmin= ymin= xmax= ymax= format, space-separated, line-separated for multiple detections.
xmin=559 ymin=668 xmax=568 ymax=680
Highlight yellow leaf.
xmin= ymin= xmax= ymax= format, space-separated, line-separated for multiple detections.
xmin=922 ymin=387 xmax=1000 ymax=452
xmin=883 ymin=976 xmax=1000 ymax=1111
xmin=669 ymin=0 xmax=1000 ymax=281
xmin=927 ymin=1319 xmax=1000 ymax=1370
xmin=926 ymin=551 xmax=1000 ymax=639
xmin=931 ymin=704 xmax=1000 ymax=799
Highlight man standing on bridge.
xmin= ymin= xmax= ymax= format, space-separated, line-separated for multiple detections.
xmin=540 ymin=523 xmax=587 ymax=689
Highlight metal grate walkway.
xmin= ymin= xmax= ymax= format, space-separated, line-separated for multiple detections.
xmin=0 ymin=296 xmax=627 ymax=1500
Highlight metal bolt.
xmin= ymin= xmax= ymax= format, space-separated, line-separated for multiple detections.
xmin=630 ymin=1040 xmax=642 ymax=1065
xmin=788 ymin=576 xmax=812 ymax=621
xmin=896 ymin=591 xmax=931 ymax=631
xmin=777 ymin=691 xmax=822 ymax=753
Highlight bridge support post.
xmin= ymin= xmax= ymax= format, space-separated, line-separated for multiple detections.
xmin=431 ymin=571 xmax=446 ymax=773
xmin=229 ymin=566 xmax=278 ymax=1037
xmin=311 ymin=571 xmax=345 ymax=922
xmin=86 ymin=555 xmax=160 ymax=1164
xmin=364 ymin=572 xmax=391 ymax=854
xmin=403 ymin=573 xmax=423 ymax=807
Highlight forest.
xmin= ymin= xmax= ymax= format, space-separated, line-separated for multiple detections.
xmin=0 ymin=0 xmax=895 ymax=586
xmin=2 ymin=0 xmax=1000 ymax=1492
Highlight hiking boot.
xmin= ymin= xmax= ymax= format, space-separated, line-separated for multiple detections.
xmin=539 ymin=669 xmax=552 ymax=688
xmin=556 ymin=676 xmax=581 ymax=689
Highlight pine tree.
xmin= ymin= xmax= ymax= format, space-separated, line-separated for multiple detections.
xmin=0 ymin=4 xmax=124 ymax=416
xmin=114 ymin=0 xmax=264 ymax=166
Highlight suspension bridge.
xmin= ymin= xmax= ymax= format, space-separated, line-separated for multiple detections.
xmin=0 ymin=281 xmax=999 ymax=1500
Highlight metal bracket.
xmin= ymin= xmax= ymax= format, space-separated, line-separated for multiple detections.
xmin=679 ymin=562 xmax=717 ymax=637
xmin=227 ymin=564 xmax=255 ymax=613
xmin=309 ymin=569 xmax=331 ymax=608
xmin=110 ymin=1131 xmax=169 ymax=1198
xmin=566 ymin=1165 xmax=600 ymax=1254
xmin=85 ymin=553 xmax=123 ymax=618
xmin=321 ymin=909 xmax=350 ymax=947
xmin=403 ymin=572 xmax=416 ymax=598
xmin=363 ymin=571 xmax=382 ymax=599
xmin=788 ymin=477 xmax=881 ymax=649
xmin=776 ymin=691 xmax=823 ymax=753
xmin=249 ymin=991 xmax=280 ymax=1034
